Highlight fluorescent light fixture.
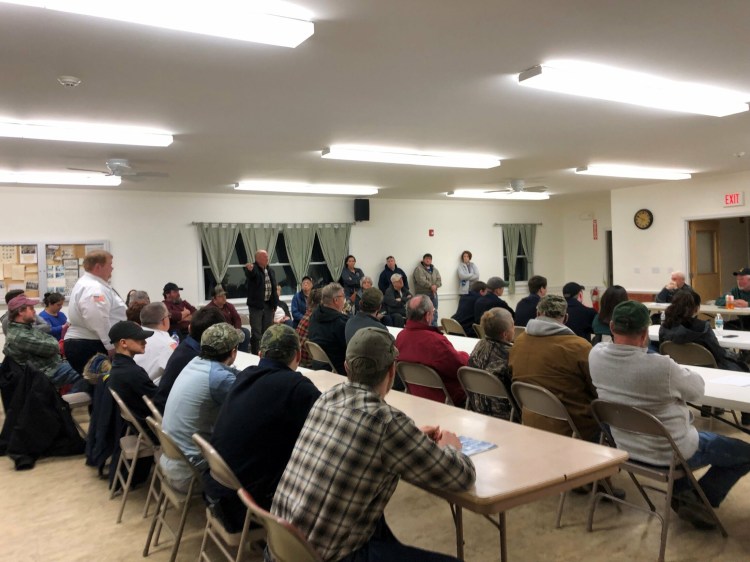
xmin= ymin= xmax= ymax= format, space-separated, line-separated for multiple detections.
xmin=235 ymin=181 xmax=378 ymax=196
xmin=446 ymin=189 xmax=549 ymax=201
xmin=575 ymin=165 xmax=691 ymax=181
xmin=0 ymin=171 xmax=121 ymax=186
xmin=322 ymin=145 xmax=501 ymax=169
xmin=2 ymin=1 xmax=314 ymax=48
xmin=0 ymin=119 xmax=173 ymax=147
xmin=518 ymin=60 xmax=749 ymax=117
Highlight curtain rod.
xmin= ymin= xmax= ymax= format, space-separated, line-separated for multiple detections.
xmin=191 ymin=222 xmax=354 ymax=226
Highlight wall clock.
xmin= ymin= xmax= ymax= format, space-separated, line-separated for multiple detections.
xmin=634 ymin=208 xmax=653 ymax=230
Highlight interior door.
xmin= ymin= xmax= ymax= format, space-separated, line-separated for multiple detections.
xmin=688 ymin=220 xmax=721 ymax=300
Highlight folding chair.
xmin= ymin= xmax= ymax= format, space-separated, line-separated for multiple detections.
xmin=192 ymin=433 xmax=266 ymax=562
xmin=441 ymin=317 xmax=467 ymax=336
xmin=511 ymin=381 xmax=619 ymax=528
xmin=62 ymin=391 xmax=91 ymax=438
xmin=143 ymin=417 xmax=202 ymax=562
xmin=237 ymin=488 xmax=322 ymax=562
xmin=659 ymin=341 xmax=717 ymax=368
xmin=513 ymin=326 xmax=525 ymax=340
xmin=588 ymin=400 xmax=728 ymax=562
xmin=472 ymin=323 xmax=486 ymax=339
xmin=109 ymin=389 xmax=157 ymax=524
xmin=457 ymin=366 xmax=518 ymax=422
xmin=396 ymin=362 xmax=453 ymax=405
xmin=304 ymin=341 xmax=338 ymax=374
xmin=141 ymin=394 xmax=164 ymax=518
xmin=143 ymin=394 xmax=164 ymax=424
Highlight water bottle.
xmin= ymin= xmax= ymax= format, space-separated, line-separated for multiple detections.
xmin=170 ymin=331 xmax=181 ymax=344
xmin=659 ymin=311 xmax=665 ymax=324
xmin=715 ymin=313 xmax=723 ymax=336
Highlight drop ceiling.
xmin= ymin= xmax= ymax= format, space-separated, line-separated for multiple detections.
xmin=1 ymin=0 xmax=749 ymax=199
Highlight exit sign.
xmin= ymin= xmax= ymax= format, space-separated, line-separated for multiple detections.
xmin=724 ymin=192 xmax=744 ymax=207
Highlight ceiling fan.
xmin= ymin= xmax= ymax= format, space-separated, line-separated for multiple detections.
xmin=68 ymin=158 xmax=168 ymax=181
xmin=487 ymin=178 xmax=548 ymax=194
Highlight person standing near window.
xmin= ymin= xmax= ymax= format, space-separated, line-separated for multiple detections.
xmin=457 ymin=250 xmax=480 ymax=295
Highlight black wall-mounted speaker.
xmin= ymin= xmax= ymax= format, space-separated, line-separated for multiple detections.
xmin=354 ymin=199 xmax=370 ymax=221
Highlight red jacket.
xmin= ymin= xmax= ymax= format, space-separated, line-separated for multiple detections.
xmin=395 ymin=320 xmax=469 ymax=405
xmin=205 ymin=300 xmax=242 ymax=329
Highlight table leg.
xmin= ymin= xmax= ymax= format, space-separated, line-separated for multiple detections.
xmin=455 ymin=504 xmax=464 ymax=560
xmin=499 ymin=512 xmax=507 ymax=562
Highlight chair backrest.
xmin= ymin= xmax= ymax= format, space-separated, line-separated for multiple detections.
xmin=110 ymin=388 xmax=155 ymax=447
xmin=511 ymin=381 xmax=580 ymax=438
xmin=237 ymin=488 xmax=322 ymax=562
xmin=192 ymin=433 xmax=242 ymax=491
xmin=458 ymin=366 xmax=517 ymax=419
xmin=659 ymin=341 xmax=717 ymax=368
xmin=473 ymin=323 xmax=486 ymax=339
xmin=441 ymin=317 xmax=467 ymax=336
xmin=146 ymin=417 xmax=199 ymax=477
xmin=396 ymin=362 xmax=453 ymax=405
xmin=142 ymin=394 xmax=163 ymax=424
xmin=304 ymin=341 xmax=338 ymax=373
xmin=513 ymin=326 xmax=525 ymax=340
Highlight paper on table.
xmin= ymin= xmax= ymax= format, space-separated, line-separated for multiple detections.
xmin=459 ymin=435 xmax=497 ymax=456
xmin=712 ymin=375 xmax=750 ymax=387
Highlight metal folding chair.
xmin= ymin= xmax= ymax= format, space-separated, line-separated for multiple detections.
xmin=472 ymin=323 xmax=486 ymax=339
xmin=457 ymin=366 xmax=518 ymax=422
xmin=441 ymin=317 xmax=467 ymax=336
xmin=304 ymin=341 xmax=338 ymax=373
xmin=396 ymin=362 xmax=453 ymax=405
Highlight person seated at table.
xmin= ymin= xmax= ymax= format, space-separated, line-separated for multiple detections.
xmin=715 ymin=266 xmax=750 ymax=330
xmin=345 ymin=288 xmax=385 ymax=344
xmin=152 ymin=306 xmax=225 ymax=414
xmin=1 ymin=289 xmax=51 ymax=336
xmin=655 ymin=271 xmax=693 ymax=304
xmin=451 ymin=280 xmax=486 ymax=337
xmin=562 ymin=282 xmax=596 ymax=341
xmin=272 ymin=285 xmax=294 ymax=327
xmin=395 ymin=294 xmax=469 ymax=406
xmin=590 ymin=301 xmax=750 ymax=530
xmin=291 ymin=276 xmax=313 ymax=328
xmin=474 ymin=277 xmax=514 ymax=324
xmin=296 ymin=288 xmax=322 ymax=369
xmin=160 ymin=322 xmax=243 ymax=492
xmin=126 ymin=290 xmax=150 ymax=323
xmin=203 ymin=324 xmax=321 ymax=532
xmin=592 ymin=285 xmax=628 ymax=342
xmin=660 ymin=291 xmax=749 ymax=373
xmin=383 ymin=273 xmax=413 ymax=328
xmin=205 ymin=284 xmax=251 ymax=351
xmin=509 ymin=294 xmax=598 ymax=441
xmin=514 ymin=275 xmax=547 ymax=328
xmin=272 ymin=327 xmax=476 ymax=562
xmin=134 ymin=302 xmax=177 ymax=384
xmin=308 ymin=283 xmax=349 ymax=374
xmin=38 ymin=292 xmax=69 ymax=341
xmin=162 ymin=282 xmax=196 ymax=340
xmin=467 ymin=307 xmax=515 ymax=420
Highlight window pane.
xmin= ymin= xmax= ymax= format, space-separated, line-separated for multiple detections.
xmin=274 ymin=234 xmax=290 ymax=264
xmin=203 ymin=265 xmax=247 ymax=300
xmin=308 ymin=264 xmax=333 ymax=288
xmin=271 ymin=265 xmax=297 ymax=294
xmin=311 ymin=235 xmax=325 ymax=262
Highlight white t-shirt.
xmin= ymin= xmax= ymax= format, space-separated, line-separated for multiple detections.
xmin=135 ymin=329 xmax=177 ymax=384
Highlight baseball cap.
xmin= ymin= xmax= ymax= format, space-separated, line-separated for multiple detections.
xmin=163 ymin=282 xmax=183 ymax=294
xmin=537 ymin=294 xmax=567 ymax=318
xmin=360 ymin=287 xmax=383 ymax=313
xmin=562 ymin=282 xmax=585 ymax=298
xmin=486 ymin=277 xmax=509 ymax=290
xmin=611 ymin=301 xmax=651 ymax=333
xmin=201 ymin=322 xmax=245 ymax=355
xmin=260 ymin=324 xmax=300 ymax=356
xmin=345 ymin=327 xmax=399 ymax=378
xmin=8 ymin=294 xmax=39 ymax=314
xmin=212 ymin=284 xmax=227 ymax=298
xmin=733 ymin=267 xmax=750 ymax=276
xmin=109 ymin=320 xmax=154 ymax=343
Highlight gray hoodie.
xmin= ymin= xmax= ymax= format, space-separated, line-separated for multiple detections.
xmin=525 ymin=316 xmax=575 ymax=337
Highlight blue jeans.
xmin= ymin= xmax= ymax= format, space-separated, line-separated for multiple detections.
xmin=50 ymin=361 xmax=82 ymax=388
xmin=429 ymin=293 xmax=438 ymax=327
xmin=676 ymin=431 xmax=750 ymax=507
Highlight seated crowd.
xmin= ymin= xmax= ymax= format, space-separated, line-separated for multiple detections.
xmin=4 ymin=247 xmax=750 ymax=559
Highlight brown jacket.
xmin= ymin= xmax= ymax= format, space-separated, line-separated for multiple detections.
xmin=509 ymin=317 xmax=597 ymax=440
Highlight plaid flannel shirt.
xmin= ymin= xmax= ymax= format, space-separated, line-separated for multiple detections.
xmin=4 ymin=321 xmax=62 ymax=376
xmin=272 ymin=381 xmax=476 ymax=561
xmin=296 ymin=309 xmax=313 ymax=367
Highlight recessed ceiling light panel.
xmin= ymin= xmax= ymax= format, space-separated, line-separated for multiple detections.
xmin=322 ymin=145 xmax=501 ymax=169
xmin=519 ymin=60 xmax=749 ymax=117
xmin=446 ymin=189 xmax=549 ymax=200
xmin=0 ymin=119 xmax=173 ymax=146
xmin=0 ymin=171 xmax=121 ymax=186
xmin=575 ymin=165 xmax=691 ymax=180
xmin=235 ymin=181 xmax=378 ymax=196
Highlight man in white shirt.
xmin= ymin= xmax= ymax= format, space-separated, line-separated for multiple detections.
xmin=135 ymin=302 xmax=177 ymax=384
xmin=64 ymin=250 xmax=127 ymax=375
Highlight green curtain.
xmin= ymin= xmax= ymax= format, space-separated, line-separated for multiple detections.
xmin=316 ymin=224 xmax=351 ymax=283
xmin=519 ymin=224 xmax=537 ymax=279
xmin=239 ymin=225 xmax=280 ymax=264
xmin=502 ymin=224 xmax=521 ymax=294
xmin=283 ymin=225 xmax=316 ymax=284
xmin=196 ymin=223 xmax=239 ymax=286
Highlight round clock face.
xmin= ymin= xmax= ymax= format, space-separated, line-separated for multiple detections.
xmin=634 ymin=209 xmax=654 ymax=230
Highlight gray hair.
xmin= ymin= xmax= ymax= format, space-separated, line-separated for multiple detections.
xmin=390 ymin=273 xmax=403 ymax=284
xmin=406 ymin=294 xmax=433 ymax=322
xmin=321 ymin=282 xmax=344 ymax=306
xmin=140 ymin=302 xmax=168 ymax=327
xmin=480 ymin=308 xmax=514 ymax=341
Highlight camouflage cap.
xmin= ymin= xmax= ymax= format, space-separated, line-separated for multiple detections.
xmin=200 ymin=322 xmax=244 ymax=356
xmin=345 ymin=327 xmax=398 ymax=378
xmin=537 ymin=294 xmax=567 ymax=318
xmin=260 ymin=324 xmax=300 ymax=357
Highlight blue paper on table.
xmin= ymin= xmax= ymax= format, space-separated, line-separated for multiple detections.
xmin=459 ymin=435 xmax=497 ymax=456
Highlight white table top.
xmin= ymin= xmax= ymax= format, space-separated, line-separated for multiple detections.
xmin=643 ymin=301 xmax=750 ymax=316
xmin=648 ymin=324 xmax=750 ymax=350
xmin=387 ymin=325 xmax=479 ymax=355
xmin=234 ymin=351 xmax=312 ymax=372
xmin=687 ymin=366 xmax=750 ymax=411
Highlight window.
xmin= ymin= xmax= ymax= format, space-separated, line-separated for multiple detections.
xmin=503 ymin=232 xmax=528 ymax=282
xmin=202 ymin=232 xmax=333 ymax=300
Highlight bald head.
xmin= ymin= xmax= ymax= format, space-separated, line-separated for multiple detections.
xmin=406 ymin=294 xmax=434 ymax=323
xmin=671 ymin=271 xmax=686 ymax=288
xmin=255 ymin=250 xmax=269 ymax=268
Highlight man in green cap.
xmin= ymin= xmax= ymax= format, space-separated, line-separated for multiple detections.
xmin=590 ymin=300 xmax=750 ymax=530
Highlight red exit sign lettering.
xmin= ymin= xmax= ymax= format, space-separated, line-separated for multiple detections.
xmin=724 ymin=192 xmax=744 ymax=207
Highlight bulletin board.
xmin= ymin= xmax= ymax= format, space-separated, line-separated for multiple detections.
xmin=0 ymin=241 xmax=108 ymax=303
